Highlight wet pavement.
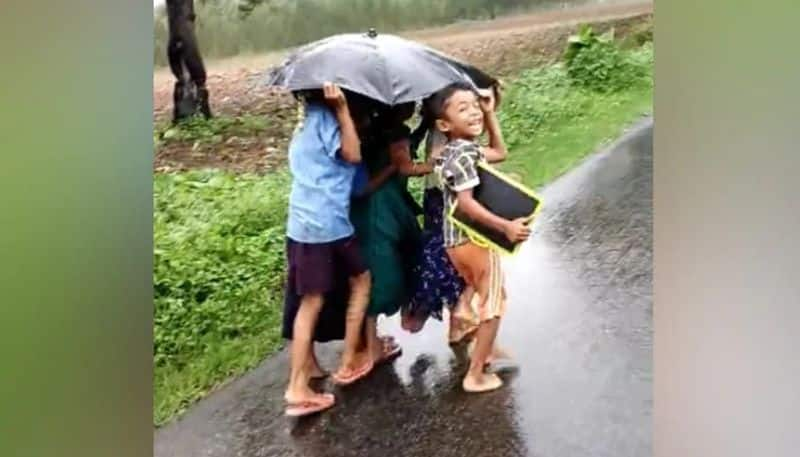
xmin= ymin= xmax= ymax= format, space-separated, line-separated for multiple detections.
xmin=155 ymin=117 xmax=653 ymax=457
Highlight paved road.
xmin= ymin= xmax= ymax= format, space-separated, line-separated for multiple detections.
xmin=155 ymin=118 xmax=653 ymax=457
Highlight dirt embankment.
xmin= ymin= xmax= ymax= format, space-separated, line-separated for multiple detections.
xmin=153 ymin=2 xmax=653 ymax=174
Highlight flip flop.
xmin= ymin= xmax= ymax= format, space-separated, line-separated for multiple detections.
xmin=285 ymin=393 xmax=335 ymax=417
xmin=376 ymin=340 xmax=402 ymax=365
xmin=331 ymin=359 xmax=374 ymax=386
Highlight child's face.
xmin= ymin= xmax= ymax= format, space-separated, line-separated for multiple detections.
xmin=435 ymin=89 xmax=484 ymax=140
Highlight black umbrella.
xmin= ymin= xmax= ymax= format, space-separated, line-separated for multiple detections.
xmin=265 ymin=29 xmax=497 ymax=105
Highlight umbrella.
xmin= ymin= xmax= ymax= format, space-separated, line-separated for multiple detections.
xmin=265 ymin=29 xmax=497 ymax=105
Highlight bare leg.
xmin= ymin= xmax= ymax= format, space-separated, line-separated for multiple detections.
xmin=307 ymin=343 xmax=327 ymax=379
xmin=286 ymin=341 xmax=326 ymax=380
xmin=463 ymin=276 xmax=503 ymax=392
xmin=365 ymin=316 xmax=382 ymax=363
xmin=285 ymin=294 xmax=333 ymax=404
xmin=449 ymin=285 xmax=478 ymax=344
xmin=337 ymin=271 xmax=371 ymax=375
xmin=486 ymin=345 xmax=512 ymax=365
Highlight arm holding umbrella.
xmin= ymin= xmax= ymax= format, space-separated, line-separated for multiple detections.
xmin=323 ymin=82 xmax=362 ymax=164
xmin=477 ymin=88 xmax=507 ymax=164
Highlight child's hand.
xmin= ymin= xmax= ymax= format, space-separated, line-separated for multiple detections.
xmin=477 ymin=88 xmax=496 ymax=113
xmin=492 ymin=81 xmax=503 ymax=110
xmin=323 ymin=82 xmax=347 ymax=110
xmin=503 ymin=218 xmax=532 ymax=243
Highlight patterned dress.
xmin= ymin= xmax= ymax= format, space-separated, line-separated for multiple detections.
xmin=406 ymin=128 xmax=466 ymax=321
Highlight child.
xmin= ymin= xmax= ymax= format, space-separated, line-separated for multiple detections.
xmin=402 ymin=104 xmax=476 ymax=341
xmin=282 ymin=82 xmax=374 ymax=416
xmin=431 ymin=82 xmax=531 ymax=393
xmin=347 ymin=102 xmax=432 ymax=369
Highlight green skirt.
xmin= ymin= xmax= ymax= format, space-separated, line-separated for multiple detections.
xmin=351 ymin=178 xmax=421 ymax=317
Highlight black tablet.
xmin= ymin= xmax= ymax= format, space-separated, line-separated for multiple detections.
xmin=448 ymin=162 xmax=543 ymax=254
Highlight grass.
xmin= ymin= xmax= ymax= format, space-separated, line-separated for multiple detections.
xmin=153 ymin=40 xmax=652 ymax=426
xmin=498 ymin=44 xmax=653 ymax=187
xmin=154 ymin=171 xmax=290 ymax=425
xmin=155 ymin=114 xmax=270 ymax=147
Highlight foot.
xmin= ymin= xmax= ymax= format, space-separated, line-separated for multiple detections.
xmin=462 ymin=372 xmax=504 ymax=393
xmin=284 ymin=390 xmax=335 ymax=416
xmin=332 ymin=352 xmax=374 ymax=386
xmin=401 ymin=311 xmax=427 ymax=333
xmin=372 ymin=337 xmax=402 ymax=365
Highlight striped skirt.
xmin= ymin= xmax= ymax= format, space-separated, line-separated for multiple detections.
xmin=446 ymin=241 xmax=507 ymax=323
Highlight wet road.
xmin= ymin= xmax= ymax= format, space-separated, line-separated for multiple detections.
xmin=155 ymin=118 xmax=653 ymax=457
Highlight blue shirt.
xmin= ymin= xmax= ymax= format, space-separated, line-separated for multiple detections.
xmin=286 ymin=103 xmax=357 ymax=243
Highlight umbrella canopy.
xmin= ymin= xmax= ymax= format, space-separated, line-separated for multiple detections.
xmin=265 ymin=29 xmax=497 ymax=105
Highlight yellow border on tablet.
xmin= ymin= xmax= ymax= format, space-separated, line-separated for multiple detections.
xmin=447 ymin=162 xmax=544 ymax=256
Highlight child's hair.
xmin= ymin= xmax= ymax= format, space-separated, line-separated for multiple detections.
xmin=293 ymin=88 xmax=377 ymax=132
xmin=426 ymin=81 xmax=479 ymax=120
xmin=375 ymin=102 xmax=414 ymax=128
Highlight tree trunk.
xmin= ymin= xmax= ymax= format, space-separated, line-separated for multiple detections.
xmin=166 ymin=0 xmax=212 ymax=123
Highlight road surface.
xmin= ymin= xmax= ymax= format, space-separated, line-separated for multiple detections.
xmin=155 ymin=117 xmax=653 ymax=457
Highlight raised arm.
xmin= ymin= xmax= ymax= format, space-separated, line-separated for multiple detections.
xmin=478 ymin=88 xmax=507 ymax=163
xmin=324 ymin=82 xmax=361 ymax=163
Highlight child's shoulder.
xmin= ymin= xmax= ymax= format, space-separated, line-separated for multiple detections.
xmin=303 ymin=101 xmax=335 ymax=121
xmin=443 ymin=138 xmax=482 ymax=162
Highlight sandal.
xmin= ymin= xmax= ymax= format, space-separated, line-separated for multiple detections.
xmin=331 ymin=359 xmax=374 ymax=386
xmin=376 ymin=339 xmax=402 ymax=365
xmin=285 ymin=393 xmax=335 ymax=417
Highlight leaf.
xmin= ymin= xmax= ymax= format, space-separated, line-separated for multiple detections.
xmin=163 ymin=128 xmax=179 ymax=140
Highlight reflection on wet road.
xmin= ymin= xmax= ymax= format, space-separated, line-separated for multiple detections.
xmin=155 ymin=118 xmax=653 ymax=457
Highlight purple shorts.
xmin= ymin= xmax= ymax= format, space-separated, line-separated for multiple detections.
xmin=286 ymin=236 xmax=368 ymax=296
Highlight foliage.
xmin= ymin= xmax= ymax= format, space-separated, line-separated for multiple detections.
xmin=155 ymin=114 xmax=268 ymax=146
xmin=620 ymin=18 xmax=654 ymax=49
xmin=563 ymin=24 xmax=647 ymax=93
xmin=154 ymin=170 xmax=289 ymax=423
xmin=154 ymin=0 xmax=577 ymax=65
xmin=499 ymin=44 xmax=652 ymax=185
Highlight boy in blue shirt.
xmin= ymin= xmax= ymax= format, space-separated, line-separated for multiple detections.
xmin=283 ymin=83 xmax=373 ymax=416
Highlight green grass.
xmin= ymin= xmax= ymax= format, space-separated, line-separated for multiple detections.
xmin=498 ymin=45 xmax=653 ymax=187
xmin=154 ymin=114 xmax=270 ymax=147
xmin=153 ymin=41 xmax=652 ymax=426
xmin=154 ymin=171 xmax=290 ymax=425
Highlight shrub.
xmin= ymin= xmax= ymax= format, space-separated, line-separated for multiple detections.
xmin=563 ymin=24 xmax=646 ymax=93
xmin=154 ymin=170 xmax=289 ymax=369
